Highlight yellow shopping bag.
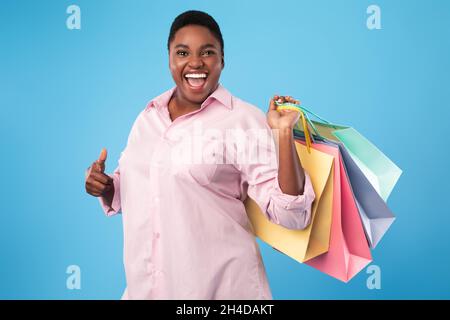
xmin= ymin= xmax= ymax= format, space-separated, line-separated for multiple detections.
xmin=244 ymin=142 xmax=334 ymax=263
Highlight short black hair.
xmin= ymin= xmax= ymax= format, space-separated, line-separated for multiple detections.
xmin=167 ymin=10 xmax=224 ymax=55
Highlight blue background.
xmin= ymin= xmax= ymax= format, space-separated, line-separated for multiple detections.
xmin=1 ymin=0 xmax=449 ymax=299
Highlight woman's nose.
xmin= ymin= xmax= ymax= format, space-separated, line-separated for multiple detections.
xmin=188 ymin=56 xmax=204 ymax=68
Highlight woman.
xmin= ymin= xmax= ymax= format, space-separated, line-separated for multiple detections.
xmin=85 ymin=10 xmax=315 ymax=300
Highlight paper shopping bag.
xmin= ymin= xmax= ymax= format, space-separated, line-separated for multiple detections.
xmin=336 ymin=141 xmax=396 ymax=248
xmin=308 ymin=120 xmax=402 ymax=202
xmin=297 ymin=139 xmax=372 ymax=282
xmin=294 ymin=129 xmax=396 ymax=249
xmin=245 ymin=141 xmax=334 ymax=263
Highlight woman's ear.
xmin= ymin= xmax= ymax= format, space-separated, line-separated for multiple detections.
xmin=168 ymin=49 xmax=172 ymax=69
xmin=221 ymin=55 xmax=225 ymax=69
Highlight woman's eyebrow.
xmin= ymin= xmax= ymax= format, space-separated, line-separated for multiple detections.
xmin=199 ymin=44 xmax=217 ymax=50
xmin=174 ymin=43 xmax=218 ymax=50
xmin=174 ymin=44 xmax=189 ymax=49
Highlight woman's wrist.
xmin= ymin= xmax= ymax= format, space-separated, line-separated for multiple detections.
xmin=278 ymin=127 xmax=293 ymax=136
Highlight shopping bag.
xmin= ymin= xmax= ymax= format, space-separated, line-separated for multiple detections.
xmin=297 ymin=139 xmax=373 ymax=282
xmin=295 ymin=124 xmax=397 ymax=248
xmin=244 ymin=141 xmax=334 ymax=263
xmin=305 ymin=119 xmax=402 ymax=202
xmin=337 ymin=141 xmax=396 ymax=248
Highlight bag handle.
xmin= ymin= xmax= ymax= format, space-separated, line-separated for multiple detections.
xmin=275 ymin=102 xmax=332 ymax=141
xmin=275 ymin=102 xmax=313 ymax=153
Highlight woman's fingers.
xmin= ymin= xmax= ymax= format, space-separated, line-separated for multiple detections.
xmin=285 ymin=96 xmax=296 ymax=103
xmin=275 ymin=96 xmax=299 ymax=104
xmin=269 ymin=96 xmax=278 ymax=111
xmin=269 ymin=94 xmax=300 ymax=114
xmin=86 ymin=178 xmax=112 ymax=196
xmin=85 ymin=161 xmax=113 ymax=196
xmin=89 ymin=171 xmax=113 ymax=185
xmin=273 ymin=95 xmax=282 ymax=104
xmin=279 ymin=96 xmax=296 ymax=104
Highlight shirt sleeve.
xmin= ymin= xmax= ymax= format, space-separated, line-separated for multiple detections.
xmin=98 ymin=165 xmax=121 ymax=216
xmin=97 ymin=109 xmax=145 ymax=217
xmin=242 ymin=162 xmax=315 ymax=230
xmin=236 ymin=111 xmax=316 ymax=230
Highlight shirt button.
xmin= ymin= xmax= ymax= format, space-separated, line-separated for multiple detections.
xmin=153 ymin=232 xmax=160 ymax=239
xmin=147 ymin=262 xmax=156 ymax=274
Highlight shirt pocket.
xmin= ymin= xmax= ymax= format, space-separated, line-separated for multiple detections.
xmin=171 ymin=134 xmax=221 ymax=186
xmin=173 ymin=162 xmax=217 ymax=186
xmin=172 ymin=146 xmax=219 ymax=186
xmin=187 ymin=163 xmax=218 ymax=186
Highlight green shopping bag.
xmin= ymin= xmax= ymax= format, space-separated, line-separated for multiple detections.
xmin=309 ymin=121 xmax=401 ymax=201
xmin=287 ymin=103 xmax=402 ymax=202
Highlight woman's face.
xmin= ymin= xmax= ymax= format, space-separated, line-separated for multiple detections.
xmin=169 ymin=25 xmax=224 ymax=105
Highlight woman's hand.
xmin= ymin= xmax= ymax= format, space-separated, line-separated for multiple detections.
xmin=85 ymin=148 xmax=114 ymax=199
xmin=266 ymin=95 xmax=306 ymax=197
xmin=267 ymin=95 xmax=301 ymax=130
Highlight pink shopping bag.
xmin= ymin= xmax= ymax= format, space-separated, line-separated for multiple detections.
xmin=298 ymin=139 xmax=372 ymax=282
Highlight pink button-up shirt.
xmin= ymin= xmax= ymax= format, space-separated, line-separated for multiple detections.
xmin=99 ymin=84 xmax=315 ymax=299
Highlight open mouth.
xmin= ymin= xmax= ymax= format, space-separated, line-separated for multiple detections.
xmin=184 ymin=73 xmax=208 ymax=91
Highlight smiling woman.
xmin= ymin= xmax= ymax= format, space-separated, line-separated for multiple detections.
xmin=84 ymin=10 xmax=315 ymax=300
xmin=167 ymin=14 xmax=224 ymax=120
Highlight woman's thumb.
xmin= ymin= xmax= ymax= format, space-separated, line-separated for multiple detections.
xmin=97 ymin=148 xmax=107 ymax=164
xmin=95 ymin=148 xmax=107 ymax=172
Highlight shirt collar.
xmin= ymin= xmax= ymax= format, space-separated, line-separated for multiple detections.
xmin=145 ymin=83 xmax=233 ymax=112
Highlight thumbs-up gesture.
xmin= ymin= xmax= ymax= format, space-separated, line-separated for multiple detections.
xmin=85 ymin=148 xmax=114 ymax=198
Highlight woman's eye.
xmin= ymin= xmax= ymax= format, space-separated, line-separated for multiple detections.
xmin=176 ymin=50 xmax=188 ymax=57
xmin=202 ymin=50 xmax=215 ymax=56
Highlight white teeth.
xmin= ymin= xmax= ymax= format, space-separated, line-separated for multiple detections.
xmin=185 ymin=73 xmax=207 ymax=78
